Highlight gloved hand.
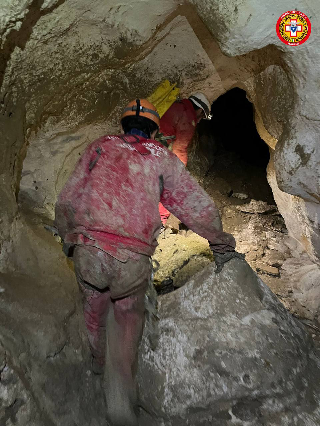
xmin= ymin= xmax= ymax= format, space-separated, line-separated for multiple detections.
xmin=210 ymin=250 xmax=245 ymax=273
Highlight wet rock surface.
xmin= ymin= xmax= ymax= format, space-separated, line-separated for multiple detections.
xmin=0 ymin=220 xmax=106 ymax=426
xmin=236 ymin=200 xmax=277 ymax=214
xmin=138 ymin=259 xmax=320 ymax=426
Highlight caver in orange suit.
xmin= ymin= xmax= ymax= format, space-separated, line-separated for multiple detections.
xmin=159 ymin=98 xmax=199 ymax=224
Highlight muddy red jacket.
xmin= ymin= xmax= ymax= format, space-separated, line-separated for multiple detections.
xmin=160 ymin=99 xmax=197 ymax=165
xmin=55 ymin=134 xmax=235 ymax=261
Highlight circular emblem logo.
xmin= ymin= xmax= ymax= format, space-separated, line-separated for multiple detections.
xmin=276 ymin=10 xmax=311 ymax=46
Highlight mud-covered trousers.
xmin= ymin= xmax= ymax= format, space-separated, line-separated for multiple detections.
xmin=73 ymin=245 xmax=152 ymax=426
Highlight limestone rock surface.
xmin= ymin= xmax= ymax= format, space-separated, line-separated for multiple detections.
xmin=0 ymin=220 xmax=106 ymax=425
xmin=138 ymin=259 xmax=320 ymax=425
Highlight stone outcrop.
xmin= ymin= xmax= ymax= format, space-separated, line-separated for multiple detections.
xmin=0 ymin=220 xmax=106 ymax=425
xmin=138 ymin=259 xmax=320 ymax=425
xmin=268 ymin=156 xmax=320 ymax=320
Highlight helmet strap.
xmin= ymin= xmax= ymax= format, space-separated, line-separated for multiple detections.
xmin=136 ymin=99 xmax=141 ymax=116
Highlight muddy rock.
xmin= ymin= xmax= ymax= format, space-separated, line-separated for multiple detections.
xmin=0 ymin=341 xmax=40 ymax=426
xmin=138 ymin=258 xmax=320 ymax=425
xmin=165 ymin=214 xmax=181 ymax=231
xmin=263 ymin=248 xmax=285 ymax=267
xmin=173 ymin=255 xmax=212 ymax=288
xmin=213 ymin=177 xmax=232 ymax=196
xmin=236 ymin=200 xmax=277 ymax=214
xmin=231 ymin=192 xmax=249 ymax=200
xmin=0 ymin=221 xmax=106 ymax=426
xmin=281 ymin=253 xmax=320 ymax=321
xmin=255 ymin=262 xmax=280 ymax=277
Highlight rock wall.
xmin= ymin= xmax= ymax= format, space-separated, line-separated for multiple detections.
xmin=0 ymin=219 xmax=106 ymax=425
xmin=268 ymin=156 xmax=320 ymax=320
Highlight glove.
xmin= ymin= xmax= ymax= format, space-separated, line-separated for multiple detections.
xmin=210 ymin=250 xmax=245 ymax=273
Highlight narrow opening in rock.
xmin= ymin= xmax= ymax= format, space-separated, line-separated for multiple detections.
xmin=196 ymin=87 xmax=273 ymax=203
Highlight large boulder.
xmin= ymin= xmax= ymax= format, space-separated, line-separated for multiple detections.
xmin=138 ymin=258 xmax=320 ymax=425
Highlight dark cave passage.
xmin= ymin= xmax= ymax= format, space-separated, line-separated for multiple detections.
xmin=195 ymin=87 xmax=274 ymax=205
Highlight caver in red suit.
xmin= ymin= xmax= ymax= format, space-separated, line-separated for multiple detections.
xmin=159 ymin=93 xmax=211 ymax=224
xmin=55 ymin=99 xmax=234 ymax=426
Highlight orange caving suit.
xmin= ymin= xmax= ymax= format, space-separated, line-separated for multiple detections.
xmin=159 ymin=98 xmax=198 ymax=223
